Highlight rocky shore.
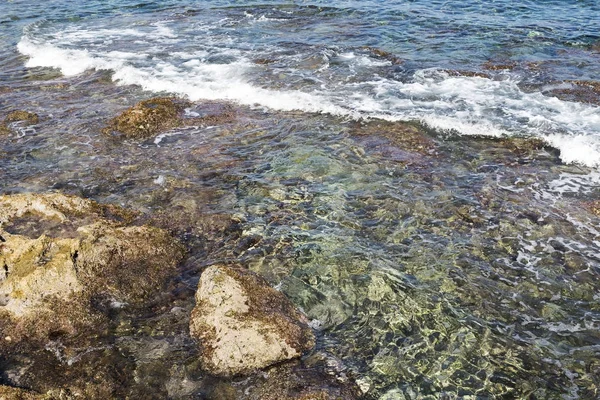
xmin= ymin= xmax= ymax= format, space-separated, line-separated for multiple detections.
xmin=0 ymin=192 xmax=184 ymax=345
xmin=1 ymin=91 xmax=599 ymax=399
xmin=0 ymin=98 xmax=351 ymax=397
xmin=0 ymin=190 xmax=330 ymax=398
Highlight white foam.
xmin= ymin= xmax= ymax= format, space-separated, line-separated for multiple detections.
xmin=546 ymin=134 xmax=600 ymax=166
xmin=17 ymin=37 xmax=100 ymax=76
xmin=153 ymin=23 xmax=177 ymax=38
xmin=420 ymin=115 xmax=505 ymax=137
xmin=338 ymin=52 xmax=391 ymax=68
xmin=243 ymin=11 xmax=286 ymax=22
xmin=16 ymin=24 xmax=600 ymax=168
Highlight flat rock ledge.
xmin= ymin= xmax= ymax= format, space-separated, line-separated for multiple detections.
xmin=0 ymin=193 xmax=184 ymax=341
xmin=190 ymin=264 xmax=315 ymax=377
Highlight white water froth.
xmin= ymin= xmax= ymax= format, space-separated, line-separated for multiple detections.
xmin=17 ymin=27 xmax=600 ymax=168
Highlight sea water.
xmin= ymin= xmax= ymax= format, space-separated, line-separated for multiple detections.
xmin=1 ymin=1 xmax=600 ymax=399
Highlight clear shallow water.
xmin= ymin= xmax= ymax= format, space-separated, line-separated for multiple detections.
xmin=1 ymin=1 xmax=600 ymax=399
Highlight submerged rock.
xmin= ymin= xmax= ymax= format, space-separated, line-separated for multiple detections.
xmin=0 ymin=193 xmax=184 ymax=341
xmin=205 ymin=360 xmax=360 ymax=400
xmin=1 ymin=110 xmax=39 ymax=135
xmin=4 ymin=111 xmax=39 ymax=125
xmin=103 ymin=97 xmax=191 ymax=139
xmin=190 ymin=264 xmax=315 ymax=376
xmin=546 ymin=80 xmax=600 ymax=105
xmin=587 ymin=200 xmax=600 ymax=216
xmin=350 ymin=120 xmax=436 ymax=158
xmin=482 ymin=60 xmax=518 ymax=71
xmin=442 ymin=69 xmax=491 ymax=79
xmin=361 ymin=46 xmax=403 ymax=65
xmin=102 ymin=97 xmax=240 ymax=139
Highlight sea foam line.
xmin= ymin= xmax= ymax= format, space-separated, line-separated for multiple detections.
xmin=16 ymin=35 xmax=600 ymax=168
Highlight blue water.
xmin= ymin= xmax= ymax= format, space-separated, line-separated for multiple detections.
xmin=2 ymin=1 xmax=600 ymax=399
xmin=3 ymin=0 xmax=600 ymax=77
xmin=4 ymin=0 xmax=600 ymax=166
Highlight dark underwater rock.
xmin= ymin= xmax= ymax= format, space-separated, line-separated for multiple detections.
xmin=0 ymin=385 xmax=45 ymax=400
xmin=204 ymin=359 xmax=360 ymax=400
xmin=103 ymin=97 xmax=240 ymax=139
xmin=361 ymin=46 xmax=403 ymax=65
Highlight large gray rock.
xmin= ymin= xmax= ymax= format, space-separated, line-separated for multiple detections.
xmin=190 ymin=264 xmax=315 ymax=376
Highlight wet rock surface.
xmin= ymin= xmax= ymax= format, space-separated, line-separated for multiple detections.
xmin=102 ymin=97 xmax=241 ymax=140
xmin=360 ymin=47 xmax=403 ymax=65
xmin=1 ymin=111 xmax=39 ymax=135
xmin=190 ymin=264 xmax=315 ymax=377
xmin=545 ymin=80 xmax=600 ymax=106
xmin=0 ymin=192 xmax=184 ymax=342
xmin=203 ymin=359 xmax=360 ymax=400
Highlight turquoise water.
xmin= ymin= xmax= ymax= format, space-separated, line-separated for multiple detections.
xmin=1 ymin=1 xmax=600 ymax=399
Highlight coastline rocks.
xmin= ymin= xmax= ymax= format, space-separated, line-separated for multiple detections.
xmin=0 ymin=193 xmax=184 ymax=340
xmin=103 ymin=97 xmax=190 ymax=139
xmin=190 ymin=264 xmax=315 ymax=376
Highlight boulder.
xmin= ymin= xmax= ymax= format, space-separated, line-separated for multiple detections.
xmin=190 ymin=264 xmax=315 ymax=376
xmin=102 ymin=97 xmax=239 ymax=140
xmin=0 ymin=193 xmax=184 ymax=340
xmin=102 ymin=97 xmax=190 ymax=139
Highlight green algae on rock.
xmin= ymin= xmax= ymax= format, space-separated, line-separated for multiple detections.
xmin=4 ymin=111 xmax=40 ymax=125
xmin=0 ymin=192 xmax=184 ymax=342
xmin=1 ymin=110 xmax=39 ymax=135
xmin=102 ymin=97 xmax=241 ymax=139
xmin=190 ymin=264 xmax=315 ymax=377
xmin=103 ymin=97 xmax=191 ymax=139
